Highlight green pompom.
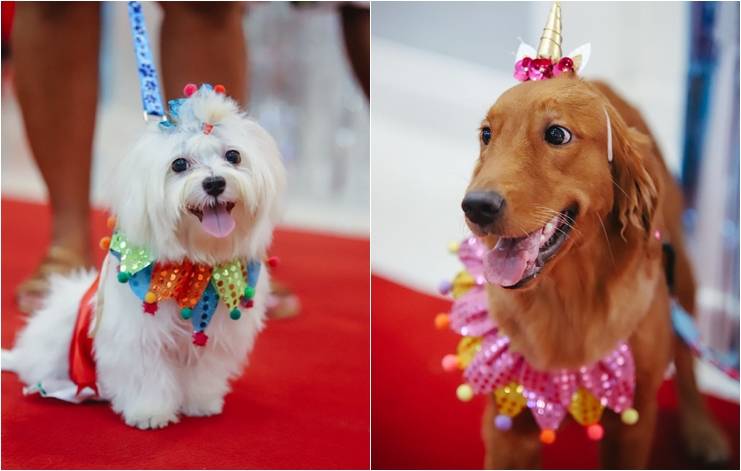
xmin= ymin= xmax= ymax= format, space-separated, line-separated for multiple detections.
xmin=230 ymin=308 xmax=241 ymax=320
xmin=180 ymin=307 xmax=193 ymax=320
xmin=117 ymin=271 xmax=131 ymax=283
xmin=243 ymin=286 xmax=255 ymax=299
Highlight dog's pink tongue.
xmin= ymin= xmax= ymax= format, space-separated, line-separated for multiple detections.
xmin=484 ymin=231 xmax=541 ymax=287
xmin=201 ymin=205 xmax=235 ymax=238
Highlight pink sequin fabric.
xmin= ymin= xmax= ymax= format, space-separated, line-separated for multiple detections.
xmin=513 ymin=56 xmax=575 ymax=82
xmin=449 ymin=236 xmax=636 ymax=431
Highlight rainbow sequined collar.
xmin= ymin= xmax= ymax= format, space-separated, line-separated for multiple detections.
xmin=104 ymin=230 xmax=261 ymax=347
xmin=436 ymin=236 xmax=639 ymax=444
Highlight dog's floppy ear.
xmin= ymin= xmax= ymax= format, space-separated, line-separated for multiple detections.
xmin=604 ymin=104 xmax=658 ymax=239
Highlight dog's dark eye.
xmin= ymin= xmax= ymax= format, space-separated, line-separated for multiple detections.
xmin=225 ymin=149 xmax=241 ymax=165
xmin=544 ymin=125 xmax=572 ymax=145
xmin=480 ymin=127 xmax=492 ymax=145
xmin=171 ymin=158 xmax=189 ymax=173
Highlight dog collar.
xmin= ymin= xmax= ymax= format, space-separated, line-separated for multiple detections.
xmin=102 ymin=228 xmax=262 ymax=347
xmin=436 ymin=236 xmax=639 ymax=444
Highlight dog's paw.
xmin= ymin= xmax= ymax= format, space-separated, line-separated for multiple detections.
xmin=123 ymin=409 xmax=180 ymax=430
xmin=681 ymin=413 xmax=730 ymax=465
xmin=181 ymin=397 xmax=224 ymax=418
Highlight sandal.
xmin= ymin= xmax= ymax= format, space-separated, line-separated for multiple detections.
xmin=267 ymin=279 xmax=301 ymax=319
xmin=15 ymin=245 xmax=90 ymax=314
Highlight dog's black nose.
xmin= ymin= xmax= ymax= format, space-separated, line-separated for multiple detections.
xmin=202 ymin=176 xmax=226 ymax=197
xmin=462 ymin=191 xmax=505 ymax=227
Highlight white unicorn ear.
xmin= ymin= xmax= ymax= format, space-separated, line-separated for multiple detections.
xmin=566 ymin=43 xmax=591 ymax=74
xmin=515 ymin=40 xmax=537 ymax=61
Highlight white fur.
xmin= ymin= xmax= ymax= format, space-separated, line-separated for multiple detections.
xmin=2 ymin=88 xmax=285 ymax=429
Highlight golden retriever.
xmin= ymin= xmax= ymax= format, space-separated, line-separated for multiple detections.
xmin=462 ymin=74 xmax=730 ymax=468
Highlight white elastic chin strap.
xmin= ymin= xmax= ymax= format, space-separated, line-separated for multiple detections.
xmin=603 ymin=107 xmax=613 ymax=163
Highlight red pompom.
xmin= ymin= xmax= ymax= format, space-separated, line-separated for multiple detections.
xmin=192 ymin=331 xmax=208 ymax=346
xmin=214 ymin=84 xmax=226 ymax=94
xmin=267 ymin=256 xmax=280 ymax=268
xmin=183 ymin=83 xmax=198 ymax=97
xmin=142 ymin=302 xmax=158 ymax=315
xmin=241 ymin=298 xmax=255 ymax=309
xmin=587 ymin=424 xmax=604 ymax=441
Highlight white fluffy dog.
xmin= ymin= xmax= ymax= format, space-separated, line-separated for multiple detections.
xmin=2 ymin=85 xmax=285 ymax=429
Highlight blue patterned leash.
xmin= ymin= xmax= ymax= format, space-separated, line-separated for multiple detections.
xmin=127 ymin=1 xmax=165 ymax=120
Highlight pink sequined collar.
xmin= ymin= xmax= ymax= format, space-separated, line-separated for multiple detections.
xmin=439 ymin=237 xmax=638 ymax=443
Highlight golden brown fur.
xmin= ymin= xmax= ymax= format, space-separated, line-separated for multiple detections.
xmin=465 ymin=74 xmax=729 ymax=468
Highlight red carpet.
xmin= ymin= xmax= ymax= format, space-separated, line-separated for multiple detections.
xmin=2 ymin=199 xmax=369 ymax=469
xmin=371 ymin=275 xmax=740 ymax=469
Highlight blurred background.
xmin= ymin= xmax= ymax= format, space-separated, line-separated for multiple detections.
xmin=372 ymin=1 xmax=738 ymax=399
xmin=2 ymin=1 xmax=369 ymax=236
xmin=1 ymin=3 xmax=370 ymax=468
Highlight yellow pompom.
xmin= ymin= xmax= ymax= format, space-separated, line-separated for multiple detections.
xmin=144 ymin=291 xmax=157 ymax=304
xmin=456 ymin=384 xmax=473 ymax=402
xmin=448 ymin=241 xmax=460 ymax=253
xmin=434 ymin=313 xmax=450 ymax=330
xmin=621 ymin=408 xmax=639 ymax=425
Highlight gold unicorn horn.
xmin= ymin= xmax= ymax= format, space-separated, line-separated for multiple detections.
xmin=536 ymin=1 xmax=563 ymax=61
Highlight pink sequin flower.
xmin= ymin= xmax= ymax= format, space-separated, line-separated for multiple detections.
xmin=513 ymin=56 xmax=576 ymax=82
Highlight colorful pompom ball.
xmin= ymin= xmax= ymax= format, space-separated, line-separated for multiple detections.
xmin=144 ymin=291 xmax=157 ymax=304
xmin=539 ymin=429 xmax=556 ymax=444
xmin=99 ymin=236 xmax=111 ymax=250
xmin=183 ymin=83 xmax=198 ymax=97
xmin=143 ymin=302 xmax=158 ymax=315
xmin=192 ymin=331 xmax=208 ymax=346
xmin=621 ymin=408 xmax=639 ymax=425
xmin=456 ymin=384 xmax=473 ymax=402
xmin=180 ymin=307 xmax=193 ymax=319
xmin=267 ymin=256 xmax=280 ymax=268
xmin=434 ymin=313 xmax=450 ymax=330
xmin=244 ymin=286 xmax=255 ymax=300
xmin=438 ymin=279 xmax=453 ymax=295
xmin=441 ymin=354 xmax=459 ymax=372
xmin=230 ymin=308 xmax=241 ymax=320
xmin=448 ymin=241 xmax=460 ymax=254
xmin=586 ymin=424 xmax=604 ymax=441
xmin=494 ymin=414 xmax=512 ymax=431
xmin=214 ymin=84 xmax=226 ymax=94
xmin=117 ymin=271 xmax=131 ymax=283
xmin=241 ymin=297 xmax=255 ymax=309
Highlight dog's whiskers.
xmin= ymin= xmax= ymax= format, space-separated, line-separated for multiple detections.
xmin=596 ymin=213 xmax=615 ymax=266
